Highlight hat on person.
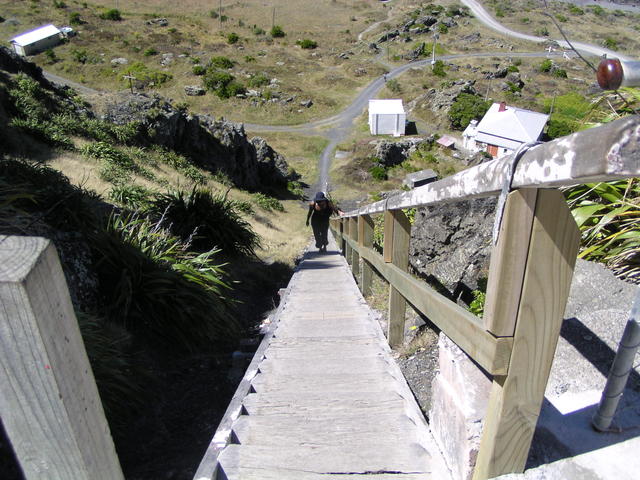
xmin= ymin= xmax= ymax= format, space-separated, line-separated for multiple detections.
xmin=314 ymin=192 xmax=328 ymax=202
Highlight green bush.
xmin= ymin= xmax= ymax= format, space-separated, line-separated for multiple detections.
xmin=270 ymin=25 xmax=285 ymax=38
xmin=69 ymin=12 xmax=83 ymax=24
xmin=99 ymin=8 xmax=122 ymax=21
xmin=296 ymin=38 xmax=317 ymax=49
xmin=369 ymin=165 xmax=387 ymax=181
xmin=253 ymin=26 xmax=265 ymax=35
xmin=589 ymin=5 xmax=605 ymax=16
xmin=203 ymin=69 xmax=244 ymax=99
xmin=209 ymin=56 xmax=234 ymax=69
xmin=247 ymin=73 xmax=269 ymax=88
xmin=108 ymin=184 xmax=151 ymax=209
xmin=556 ymin=14 xmax=568 ymax=22
xmin=91 ymin=212 xmax=239 ymax=352
xmin=143 ymin=47 xmax=158 ymax=56
xmin=437 ymin=23 xmax=449 ymax=34
xmin=227 ymin=32 xmax=239 ymax=44
xmin=209 ymin=10 xmax=219 ymax=18
xmin=53 ymin=0 xmax=66 ymax=8
xmin=148 ymin=188 xmax=261 ymax=255
xmin=603 ymin=38 xmax=618 ymax=50
xmin=386 ymin=78 xmax=401 ymax=93
xmin=553 ymin=68 xmax=568 ymax=78
xmin=432 ymin=59 xmax=446 ymax=77
xmin=122 ymin=62 xmax=172 ymax=88
xmin=192 ymin=65 xmax=206 ymax=75
xmin=535 ymin=27 xmax=549 ymax=36
xmin=44 ymin=49 xmax=57 ymax=64
xmin=253 ymin=192 xmax=284 ymax=212
xmin=495 ymin=7 xmax=505 ymax=17
xmin=72 ymin=48 xmax=88 ymax=63
xmin=546 ymin=118 xmax=574 ymax=139
xmin=568 ymin=5 xmax=584 ymax=15
xmin=448 ymin=93 xmax=491 ymax=130
xmin=539 ymin=59 xmax=553 ymax=72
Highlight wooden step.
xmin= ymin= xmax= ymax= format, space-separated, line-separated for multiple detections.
xmin=218 ymin=468 xmax=429 ymax=480
xmin=217 ymin=444 xmax=432 ymax=478
xmin=250 ymin=372 xmax=401 ymax=394
xmin=231 ymin=413 xmax=423 ymax=446
xmin=241 ymin=390 xmax=406 ymax=416
xmin=257 ymin=356 xmax=392 ymax=375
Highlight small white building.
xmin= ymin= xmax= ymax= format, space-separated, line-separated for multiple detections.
xmin=368 ymin=99 xmax=406 ymax=136
xmin=462 ymin=102 xmax=549 ymax=159
xmin=10 ymin=24 xmax=62 ymax=56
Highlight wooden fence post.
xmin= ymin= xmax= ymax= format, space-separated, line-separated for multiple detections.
xmin=350 ymin=217 xmax=360 ymax=281
xmin=344 ymin=218 xmax=353 ymax=264
xmin=383 ymin=210 xmax=411 ymax=348
xmin=359 ymin=214 xmax=375 ymax=297
xmin=473 ymin=190 xmax=580 ymax=479
xmin=0 ymin=236 xmax=124 ymax=480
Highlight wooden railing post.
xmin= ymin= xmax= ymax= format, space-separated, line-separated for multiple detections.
xmin=344 ymin=218 xmax=353 ymax=264
xmin=359 ymin=214 xmax=375 ymax=297
xmin=0 ymin=236 xmax=124 ymax=480
xmin=473 ymin=189 xmax=580 ymax=479
xmin=350 ymin=217 xmax=360 ymax=280
xmin=383 ymin=210 xmax=411 ymax=347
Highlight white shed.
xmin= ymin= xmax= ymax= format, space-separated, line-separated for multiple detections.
xmin=10 ymin=24 xmax=62 ymax=56
xmin=368 ymin=99 xmax=406 ymax=136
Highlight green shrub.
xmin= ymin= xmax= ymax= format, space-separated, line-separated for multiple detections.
xmin=448 ymin=93 xmax=491 ymax=130
xmin=247 ymin=73 xmax=269 ymax=87
xmin=192 ymin=65 xmax=206 ymax=75
xmin=72 ymin=48 xmax=88 ymax=63
xmin=386 ymin=78 xmax=401 ymax=93
xmin=520 ymin=17 xmax=530 ymax=24
xmin=589 ymin=5 xmax=605 ymax=16
xmin=546 ymin=118 xmax=574 ymax=139
xmin=370 ymin=165 xmax=387 ymax=181
xmin=568 ymin=5 xmax=584 ymax=15
xmin=209 ymin=10 xmax=219 ymax=18
xmin=220 ymin=15 xmax=228 ymax=22
xmin=122 ymin=62 xmax=172 ymax=88
xmin=209 ymin=56 xmax=234 ymax=69
xmin=155 ymin=149 xmax=206 ymax=184
xmin=535 ymin=27 xmax=549 ymax=36
xmin=99 ymin=8 xmax=122 ymax=21
xmin=507 ymin=65 xmax=519 ymax=73
xmin=143 ymin=47 xmax=158 ymax=56
xmin=227 ymin=32 xmax=239 ymax=44
xmin=270 ymin=25 xmax=285 ymax=38
xmin=244 ymin=55 xmax=256 ymax=63
xmin=432 ymin=59 xmax=446 ymax=77
xmin=437 ymin=23 xmax=449 ymax=34
xmin=495 ymin=7 xmax=505 ymax=17
xmin=69 ymin=12 xmax=83 ymax=25
xmin=603 ymin=38 xmax=618 ymax=50
xmin=53 ymin=0 xmax=66 ymax=8
xmin=553 ymin=68 xmax=568 ymax=78
xmin=296 ymin=38 xmax=317 ymax=49
xmin=539 ymin=59 xmax=553 ymax=72
xmin=253 ymin=192 xmax=284 ymax=212
xmin=44 ymin=48 xmax=58 ymax=64
xmin=108 ymin=184 xmax=151 ymax=209
xmin=91 ymin=212 xmax=239 ymax=352
xmin=148 ymin=188 xmax=261 ymax=255
xmin=203 ymin=69 xmax=244 ymax=98
xmin=556 ymin=14 xmax=568 ymax=22
xmin=253 ymin=26 xmax=265 ymax=35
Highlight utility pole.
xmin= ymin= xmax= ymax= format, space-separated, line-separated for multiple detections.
xmin=272 ymin=7 xmax=276 ymax=29
xmin=219 ymin=0 xmax=222 ymax=28
xmin=431 ymin=33 xmax=439 ymax=69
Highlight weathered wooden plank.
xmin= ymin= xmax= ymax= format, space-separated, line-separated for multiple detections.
xmin=257 ymin=356 xmax=392 ymax=375
xmin=217 ymin=467 xmax=429 ymax=480
xmin=250 ymin=372 xmax=402 ymax=394
xmin=473 ymin=189 xmax=581 ymax=479
xmin=383 ymin=210 xmax=394 ymax=263
xmin=217 ymin=444 xmax=432 ymax=475
xmin=274 ymin=323 xmax=378 ymax=338
xmin=242 ymin=390 xmax=405 ymax=416
xmin=231 ymin=413 xmax=423 ymax=446
xmin=264 ymin=344 xmax=386 ymax=360
xmin=388 ymin=209 xmax=411 ymax=348
xmin=343 ymin=115 xmax=640 ymax=217
xmin=483 ymin=189 xmax=538 ymax=336
xmin=346 ymin=237 xmax=512 ymax=375
xmin=359 ymin=214 xmax=375 ymax=297
xmin=0 ymin=237 xmax=124 ymax=480
xmin=350 ymin=216 xmax=360 ymax=280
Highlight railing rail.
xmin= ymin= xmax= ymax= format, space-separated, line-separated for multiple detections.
xmin=330 ymin=115 xmax=640 ymax=480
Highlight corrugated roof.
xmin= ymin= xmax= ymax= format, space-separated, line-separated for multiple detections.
xmin=11 ymin=24 xmax=61 ymax=47
xmin=476 ymin=103 xmax=548 ymax=144
xmin=437 ymin=135 xmax=456 ymax=147
xmin=369 ymin=99 xmax=405 ymax=115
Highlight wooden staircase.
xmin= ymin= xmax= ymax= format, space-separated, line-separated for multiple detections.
xmin=208 ymin=237 xmax=450 ymax=479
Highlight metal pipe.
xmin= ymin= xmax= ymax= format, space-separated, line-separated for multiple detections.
xmin=597 ymin=58 xmax=640 ymax=90
xmin=592 ymin=288 xmax=640 ymax=432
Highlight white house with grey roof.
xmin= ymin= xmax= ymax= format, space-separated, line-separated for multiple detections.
xmin=368 ymin=99 xmax=406 ymax=136
xmin=462 ymin=102 xmax=549 ymax=159
xmin=10 ymin=24 xmax=62 ymax=56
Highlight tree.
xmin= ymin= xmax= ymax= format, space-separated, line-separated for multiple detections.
xmin=448 ymin=93 xmax=491 ymax=130
xmin=203 ymin=70 xmax=245 ymax=99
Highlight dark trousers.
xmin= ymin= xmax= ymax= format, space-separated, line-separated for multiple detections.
xmin=311 ymin=216 xmax=329 ymax=248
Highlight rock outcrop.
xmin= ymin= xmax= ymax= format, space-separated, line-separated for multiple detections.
xmin=410 ymin=197 xmax=496 ymax=302
xmin=101 ymin=93 xmax=295 ymax=190
xmin=373 ymin=137 xmax=433 ymax=168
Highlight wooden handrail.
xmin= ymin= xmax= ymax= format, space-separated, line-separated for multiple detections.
xmin=341 ymin=115 xmax=640 ymax=217
xmin=330 ymin=116 xmax=640 ymax=480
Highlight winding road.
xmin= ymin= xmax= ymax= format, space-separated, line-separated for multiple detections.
xmin=244 ymin=0 xmax=632 ymax=192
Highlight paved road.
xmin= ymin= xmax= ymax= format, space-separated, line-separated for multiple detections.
xmin=460 ymin=0 xmax=633 ymax=61
xmin=245 ymin=51 xmax=578 ymax=192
